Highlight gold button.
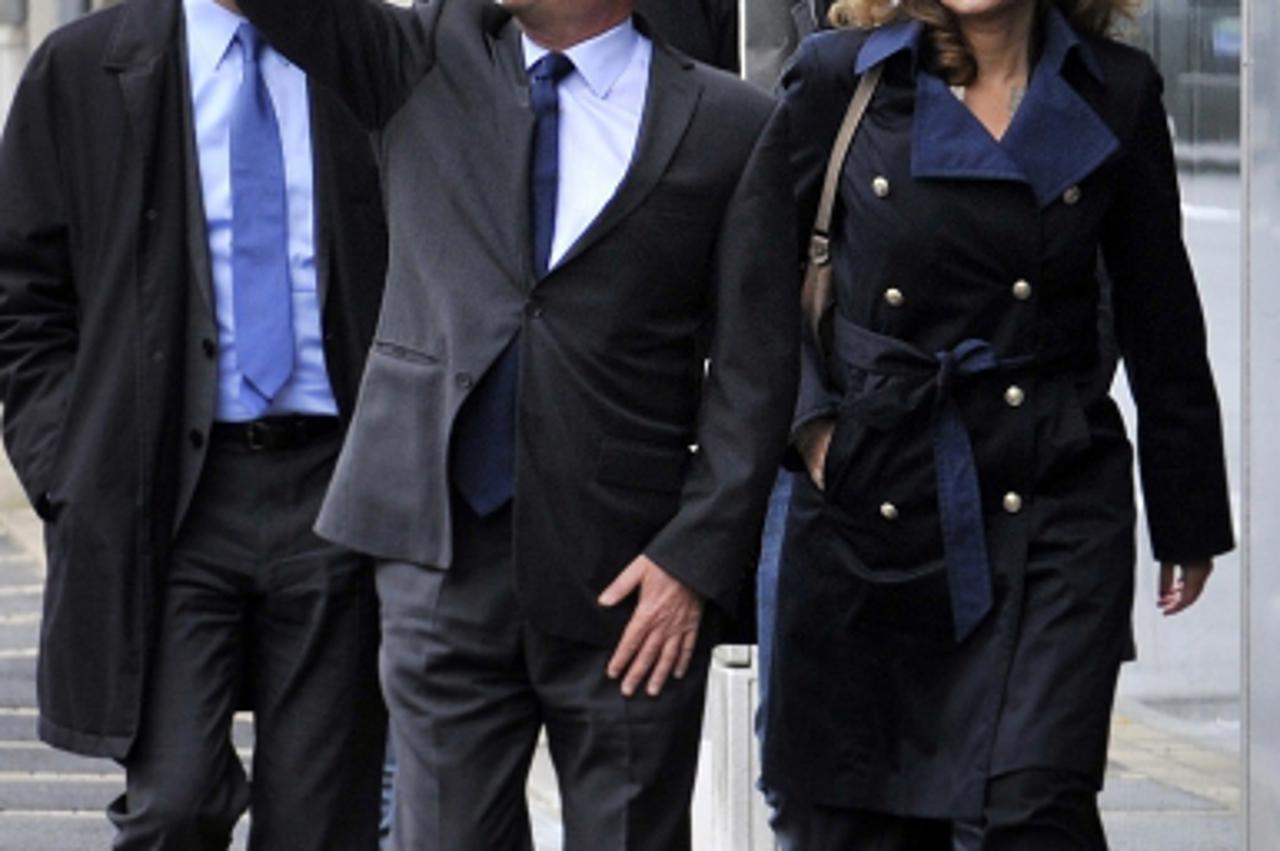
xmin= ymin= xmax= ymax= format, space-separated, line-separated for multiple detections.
xmin=884 ymin=287 xmax=905 ymax=308
xmin=1062 ymin=184 xmax=1082 ymax=205
xmin=1002 ymin=492 xmax=1023 ymax=514
xmin=1004 ymin=385 xmax=1025 ymax=408
xmin=1012 ymin=279 xmax=1033 ymax=301
xmin=880 ymin=502 xmax=899 ymax=521
xmin=871 ymin=176 xmax=891 ymax=198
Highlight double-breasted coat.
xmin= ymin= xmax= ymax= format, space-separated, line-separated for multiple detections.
xmin=761 ymin=9 xmax=1234 ymax=818
xmin=0 ymin=0 xmax=387 ymax=758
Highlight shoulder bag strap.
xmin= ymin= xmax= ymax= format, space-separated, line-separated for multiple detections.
xmin=800 ymin=63 xmax=883 ymax=358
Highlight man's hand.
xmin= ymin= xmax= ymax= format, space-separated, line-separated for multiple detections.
xmin=1158 ymin=560 xmax=1213 ymax=615
xmin=598 ymin=554 xmax=704 ymax=698
xmin=795 ymin=418 xmax=835 ymax=491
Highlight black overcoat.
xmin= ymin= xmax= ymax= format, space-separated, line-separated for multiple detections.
xmin=761 ymin=11 xmax=1234 ymax=818
xmin=0 ymin=0 xmax=386 ymax=758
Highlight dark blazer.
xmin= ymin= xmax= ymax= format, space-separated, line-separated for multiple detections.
xmin=0 ymin=0 xmax=387 ymax=758
xmin=236 ymin=0 xmax=800 ymax=646
xmin=761 ymin=15 xmax=1233 ymax=817
xmin=635 ymin=0 xmax=738 ymax=71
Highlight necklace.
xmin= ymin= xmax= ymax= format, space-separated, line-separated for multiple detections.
xmin=949 ymin=83 xmax=1028 ymax=117
xmin=1008 ymin=83 xmax=1027 ymax=115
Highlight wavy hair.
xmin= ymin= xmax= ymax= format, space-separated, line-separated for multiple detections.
xmin=828 ymin=0 xmax=1143 ymax=84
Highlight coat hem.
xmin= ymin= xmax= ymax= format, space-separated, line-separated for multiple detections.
xmin=39 ymin=715 xmax=133 ymax=761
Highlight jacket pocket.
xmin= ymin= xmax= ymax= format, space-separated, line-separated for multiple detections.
xmin=821 ymin=408 xmax=947 ymax=579
xmin=372 ymin=340 xmax=442 ymax=366
xmin=596 ymin=439 xmax=691 ymax=494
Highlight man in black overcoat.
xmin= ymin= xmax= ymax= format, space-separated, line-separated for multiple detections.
xmin=0 ymin=0 xmax=388 ymax=845
xmin=234 ymin=0 xmax=800 ymax=847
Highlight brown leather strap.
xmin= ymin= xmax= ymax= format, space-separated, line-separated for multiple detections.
xmin=801 ymin=64 xmax=883 ymax=356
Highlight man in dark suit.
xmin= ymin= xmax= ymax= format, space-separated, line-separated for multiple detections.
xmin=236 ymin=0 xmax=799 ymax=847
xmin=0 ymin=0 xmax=387 ymax=845
xmin=634 ymin=0 xmax=738 ymax=70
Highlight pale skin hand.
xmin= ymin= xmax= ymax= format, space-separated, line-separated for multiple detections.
xmin=598 ymin=554 xmax=704 ymax=698
xmin=802 ymin=417 xmax=1214 ymax=616
xmin=1159 ymin=561 xmax=1213 ymax=615
xmin=795 ymin=417 xmax=836 ymax=491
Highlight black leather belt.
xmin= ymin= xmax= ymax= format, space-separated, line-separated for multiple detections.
xmin=210 ymin=416 xmax=339 ymax=451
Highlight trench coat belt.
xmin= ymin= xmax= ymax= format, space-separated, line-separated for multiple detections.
xmin=832 ymin=314 xmax=1037 ymax=642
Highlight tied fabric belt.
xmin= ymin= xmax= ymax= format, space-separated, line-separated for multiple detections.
xmin=832 ymin=314 xmax=1042 ymax=643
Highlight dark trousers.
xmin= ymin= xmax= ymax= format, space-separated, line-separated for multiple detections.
xmin=108 ymin=434 xmax=385 ymax=851
xmin=774 ymin=769 xmax=1108 ymax=851
xmin=377 ymin=500 xmax=711 ymax=851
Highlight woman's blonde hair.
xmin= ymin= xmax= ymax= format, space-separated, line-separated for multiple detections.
xmin=828 ymin=0 xmax=1143 ymax=84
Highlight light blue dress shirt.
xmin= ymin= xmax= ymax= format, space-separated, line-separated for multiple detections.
xmin=522 ymin=19 xmax=652 ymax=269
xmin=184 ymin=0 xmax=336 ymax=421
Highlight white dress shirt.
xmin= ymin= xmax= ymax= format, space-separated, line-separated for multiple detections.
xmin=522 ymin=18 xmax=652 ymax=270
xmin=183 ymin=0 xmax=336 ymax=421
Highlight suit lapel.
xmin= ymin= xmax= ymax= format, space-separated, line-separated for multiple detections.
xmin=551 ymin=41 xmax=701 ymax=274
xmin=175 ymin=19 xmax=217 ymax=320
xmin=105 ymin=0 xmax=179 ymax=194
xmin=488 ymin=16 xmax=539 ymax=291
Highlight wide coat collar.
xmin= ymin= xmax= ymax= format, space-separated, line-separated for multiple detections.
xmin=855 ymin=7 xmax=1119 ymax=207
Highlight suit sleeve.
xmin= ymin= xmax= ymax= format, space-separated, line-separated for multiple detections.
xmin=642 ymin=104 xmax=801 ymax=613
xmin=1101 ymin=58 xmax=1235 ymax=563
xmin=0 ymin=52 xmax=77 ymax=521
xmin=237 ymin=0 xmax=441 ymax=130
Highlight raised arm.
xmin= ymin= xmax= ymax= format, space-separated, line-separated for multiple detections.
xmin=237 ymin=0 xmax=443 ymax=130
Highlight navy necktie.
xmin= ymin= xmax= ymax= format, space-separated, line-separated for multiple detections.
xmin=453 ymin=53 xmax=574 ymax=516
xmin=230 ymin=23 xmax=293 ymax=404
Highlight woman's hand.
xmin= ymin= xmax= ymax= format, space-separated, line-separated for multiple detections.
xmin=795 ymin=418 xmax=836 ymax=491
xmin=1158 ymin=561 xmax=1213 ymax=615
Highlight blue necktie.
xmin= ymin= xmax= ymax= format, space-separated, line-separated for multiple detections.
xmin=230 ymin=24 xmax=293 ymax=404
xmin=453 ymin=53 xmax=574 ymax=516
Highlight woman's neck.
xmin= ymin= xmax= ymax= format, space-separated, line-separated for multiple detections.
xmin=959 ymin=1 xmax=1037 ymax=87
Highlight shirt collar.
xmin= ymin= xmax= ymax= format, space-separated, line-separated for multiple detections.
xmin=523 ymin=17 xmax=640 ymax=99
xmin=183 ymin=0 xmax=290 ymax=78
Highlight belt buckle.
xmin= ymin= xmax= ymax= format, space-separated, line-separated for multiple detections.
xmin=246 ymin=420 xmax=272 ymax=451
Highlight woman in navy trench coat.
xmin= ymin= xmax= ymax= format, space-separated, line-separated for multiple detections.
xmin=760 ymin=0 xmax=1235 ymax=846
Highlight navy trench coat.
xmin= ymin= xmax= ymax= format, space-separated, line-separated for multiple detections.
xmin=760 ymin=9 xmax=1234 ymax=819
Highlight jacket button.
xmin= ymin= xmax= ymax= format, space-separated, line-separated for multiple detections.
xmin=871 ymin=176 xmax=891 ymax=198
xmin=1002 ymin=492 xmax=1023 ymax=514
xmin=1004 ymin=385 xmax=1025 ymax=407
xmin=201 ymin=338 xmax=217 ymax=359
xmin=526 ymin=300 xmax=544 ymax=319
xmin=188 ymin=429 xmax=205 ymax=449
xmin=884 ymin=287 xmax=905 ymax=308
xmin=1062 ymin=185 xmax=1083 ymax=205
xmin=144 ymin=208 xmax=158 ymax=222
xmin=456 ymin=373 xmax=474 ymax=390
xmin=879 ymin=502 xmax=899 ymax=521
xmin=151 ymin=350 xmax=165 ymax=364
xmin=1011 ymin=279 xmax=1033 ymax=301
